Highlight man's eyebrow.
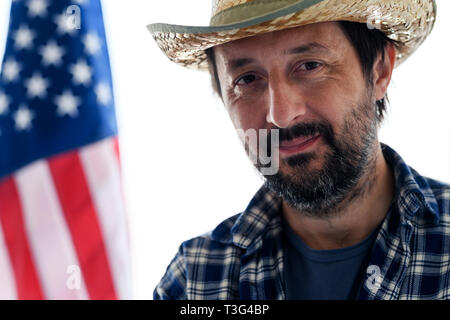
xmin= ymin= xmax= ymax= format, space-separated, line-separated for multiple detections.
xmin=227 ymin=58 xmax=255 ymax=71
xmin=225 ymin=43 xmax=331 ymax=71
xmin=284 ymin=42 xmax=331 ymax=55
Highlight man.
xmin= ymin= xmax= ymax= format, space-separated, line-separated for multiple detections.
xmin=148 ymin=0 xmax=449 ymax=299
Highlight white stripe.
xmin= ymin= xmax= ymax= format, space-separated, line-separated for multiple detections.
xmin=0 ymin=219 xmax=17 ymax=299
xmin=80 ymin=139 xmax=132 ymax=299
xmin=15 ymin=161 xmax=89 ymax=300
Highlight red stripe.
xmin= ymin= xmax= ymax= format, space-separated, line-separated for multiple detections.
xmin=0 ymin=177 xmax=44 ymax=300
xmin=48 ymin=152 xmax=117 ymax=300
xmin=110 ymin=138 xmax=130 ymax=252
xmin=112 ymin=137 xmax=121 ymax=167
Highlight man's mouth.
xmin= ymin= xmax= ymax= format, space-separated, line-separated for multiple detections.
xmin=278 ymin=134 xmax=321 ymax=156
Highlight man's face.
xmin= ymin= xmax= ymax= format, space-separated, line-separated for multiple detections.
xmin=214 ymin=22 xmax=380 ymax=216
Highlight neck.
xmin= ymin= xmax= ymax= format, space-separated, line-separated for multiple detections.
xmin=282 ymin=143 xmax=395 ymax=250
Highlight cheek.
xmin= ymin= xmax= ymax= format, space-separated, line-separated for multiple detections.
xmin=227 ymin=102 xmax=270 ymax=156
xmin=304 ymin=83 xmax=344 ymax=126
xmin=305 ymin=76 xmax=366 ymax=129
xmin=226 ymin=99 xmax=268 ymax=133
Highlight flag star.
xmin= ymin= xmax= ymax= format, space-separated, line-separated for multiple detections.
xmin=55 ymin=90 xmax=81 ymax=117
xmin=40 ymin=40 xmax=65 ymax=66
xmin=13 ymin=25 xmax=35 ymax=50
xmin=69 ymin=60 xmax=92 ymax=86
xmin=83 ymin=33 xmax=102 ymax=55
xmin=14 ymin=105 xmax=34 ymax=131
xmin=2 ymin=58 xmax=21 ymax=82
xmin=0 ymin=92 xmax=10 ymax=115
xmin=54 ymin=13 xmax=77 ymax=36
xmin=27 ymin=0 xmax=49 ymax=18
xmin=25 ymin=73 xmax=50 ymax=99
xmin=95 ymin=83 xmax=112 ymax=106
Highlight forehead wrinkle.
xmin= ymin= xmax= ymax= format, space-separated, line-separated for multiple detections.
xmin=283 ymin=42 xmax=332 ymax=56
xmin=224 ymin=42 xmax=332 ymax=71
xmin=215 ymin=22 xmax=348 ymax=79
xmin=218 ymin=41 xmax=339 ymax=73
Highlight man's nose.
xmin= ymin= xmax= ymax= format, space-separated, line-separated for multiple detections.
xmin=266 ymin=77 xmax=307 ymax=128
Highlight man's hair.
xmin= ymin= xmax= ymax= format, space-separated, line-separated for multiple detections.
xmin=205 ymin=21 xmax=397 ymax=123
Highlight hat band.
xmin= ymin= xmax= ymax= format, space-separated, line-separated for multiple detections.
xmin=210 ymin=0 xmax=325 ymax=27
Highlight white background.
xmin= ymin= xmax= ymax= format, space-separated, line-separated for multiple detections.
xmin=1 ymin=0 xmax=449 ymax=300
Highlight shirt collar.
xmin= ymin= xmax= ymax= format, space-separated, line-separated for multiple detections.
xmin=230 ymin=185 xmax=282 ymax=250
xmin=222 ymin=143 xmax=441 ymax=250
xmin=381 ymin=143 xmax=441 ymax=225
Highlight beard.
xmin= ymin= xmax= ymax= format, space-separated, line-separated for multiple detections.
xmin=254 ymin=91 xmax=379 ymax=218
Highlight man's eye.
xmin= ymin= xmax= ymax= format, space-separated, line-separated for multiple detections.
xmin=298 ymin=61 xmax=322 ymax=71
xmin=236 ymin=74 xmax=259 ymax=85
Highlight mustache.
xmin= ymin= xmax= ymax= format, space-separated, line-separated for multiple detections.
xmin=269 ymin=121 xmax=335 ymax=146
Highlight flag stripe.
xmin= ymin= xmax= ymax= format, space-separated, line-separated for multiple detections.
xmin=15 ymin=161 xmax=88 ymax=300
xmin=48 ymin=151 xmax=117 ymax=300
xmin=111 ymin=138 xmax=130 ymax=247
xmin=0 ymin=176 xmax=44 ymax=299
xmin=113 ymin=138 xmax=121 ymax=167
xmin=79 ymin=139 xmax=132 ymax=299
xmin=0 ymin=208 xmax=18 ymax=300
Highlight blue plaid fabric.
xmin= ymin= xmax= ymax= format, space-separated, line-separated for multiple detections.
xmin=154 ymin=144 xmax=450 ymax=300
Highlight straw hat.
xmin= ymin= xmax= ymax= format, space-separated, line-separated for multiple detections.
xmin=147 ymin=0 xmax=436 ymax=71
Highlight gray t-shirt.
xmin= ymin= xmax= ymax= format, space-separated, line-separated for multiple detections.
xmin=283 ymin=219 xmax=380 ymax=299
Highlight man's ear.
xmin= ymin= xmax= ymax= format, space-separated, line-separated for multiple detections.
xmin=373 ymin=43 xmax=396 ymax=101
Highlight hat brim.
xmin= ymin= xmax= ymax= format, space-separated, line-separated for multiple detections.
xmin=148 ymin=0 xmax=436 ymax=71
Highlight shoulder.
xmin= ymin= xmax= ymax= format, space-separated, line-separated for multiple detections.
xmin=180 ymin=212 xmax=241 ymax=250
xmin=153 ymin=213 xmax=244 ymax=300
xmin=382 ymin=143 xmax=450 ymax=224
xmin=423 ymin=176 xmax=450 ymax=214
xmin=399 ymin=175 xmax=450 ymax=298
xmin=409 ymin=169 xmax=450 ymax=225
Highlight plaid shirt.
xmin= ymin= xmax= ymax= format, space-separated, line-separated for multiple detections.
xmin=154 ymin=144 xmax=450 ymax=300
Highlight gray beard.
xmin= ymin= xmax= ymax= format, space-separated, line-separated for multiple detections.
xmin=257 ymin=99 xmax=379 ymax=218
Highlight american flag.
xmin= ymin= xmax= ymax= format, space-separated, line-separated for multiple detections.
xmin=0 ymin=0 xmax=131 ymax=299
